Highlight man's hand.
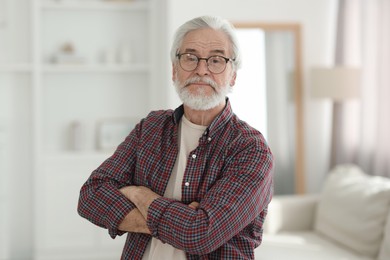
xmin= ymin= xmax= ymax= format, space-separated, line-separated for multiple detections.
xmin=118 ymin=208 xmax=151 ymax=234
xmin=120 ymin=186 xmax=161 ymax=219
xmin=118 ymin=187 xmax=153 ymax=234
xmin=188 ymin=201 xmax=200 ymax=210
xmin=119 ymin=186 xmax=200 ymax=234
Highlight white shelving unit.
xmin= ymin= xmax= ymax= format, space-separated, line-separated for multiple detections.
xmin=31 ymin=0 xmax=157 ymax=259
xmin=0 ymin=0 xmax=167 ymax=258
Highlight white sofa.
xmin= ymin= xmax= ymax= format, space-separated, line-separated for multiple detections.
xmin=255 ymin=164 xmax=390 ymax=260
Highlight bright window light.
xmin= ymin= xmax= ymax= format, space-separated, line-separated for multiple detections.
xmin=229 ymin=29 xmax=268 ymax=139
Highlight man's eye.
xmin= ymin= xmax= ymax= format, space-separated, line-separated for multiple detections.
xmin=210 ymin=57 xmax=223 ymax=64
xmin=187 ymin=56 xmax=198 ymax=62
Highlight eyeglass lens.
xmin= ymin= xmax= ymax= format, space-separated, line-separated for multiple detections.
xmin=179 ymin=54 xmax=228 ymax=74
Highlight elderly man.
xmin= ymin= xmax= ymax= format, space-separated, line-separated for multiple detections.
xmin=78 ymin=15 xmax=273 ymax=259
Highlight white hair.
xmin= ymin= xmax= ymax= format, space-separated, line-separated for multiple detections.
xmin=170 ymin=15 xmax=242 ymax=71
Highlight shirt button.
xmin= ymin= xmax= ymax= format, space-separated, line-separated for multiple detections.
xmin=185 ymin=182 xmax=190 ymax=187
xmin=192 ymin=154 xmax=197 ymax=159
xmin=207 ymin=137 xmax=212 ymax=142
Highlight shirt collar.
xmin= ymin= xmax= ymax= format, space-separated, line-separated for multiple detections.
xmin=172 ymin=98 xmax=233 ymax=136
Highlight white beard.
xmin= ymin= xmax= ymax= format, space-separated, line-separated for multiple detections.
xmin=174 ymin=75 xmax=232 ymax=111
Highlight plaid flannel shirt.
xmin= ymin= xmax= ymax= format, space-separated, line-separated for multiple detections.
xmin=78 ymin=99 xmax=274 ymax=259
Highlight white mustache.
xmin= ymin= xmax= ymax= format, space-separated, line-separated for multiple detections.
xmin=184 ymin=76 xmax=218 ymax=90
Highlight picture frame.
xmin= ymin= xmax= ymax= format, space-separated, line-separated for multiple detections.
xmin=96 ymin=118 xmax=138 ymax=151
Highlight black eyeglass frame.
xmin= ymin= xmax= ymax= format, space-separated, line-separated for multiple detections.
xmin=176 ymin=53 xmax=235 ymax=74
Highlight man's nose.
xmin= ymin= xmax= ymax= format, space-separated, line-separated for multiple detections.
xmin=195 ymin=59 xmax=210 ymax=75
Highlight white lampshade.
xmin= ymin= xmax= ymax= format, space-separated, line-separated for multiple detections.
xmin=310 ymin=67 xmax=361 ymax=101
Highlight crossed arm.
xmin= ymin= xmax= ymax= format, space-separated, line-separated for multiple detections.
xmin=118 ymin=186 xmax=199 ymax=234
xmin=78 ymin=129 xmax=273 ymax=254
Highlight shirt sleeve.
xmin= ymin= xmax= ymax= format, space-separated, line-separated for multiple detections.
xmin=77 ymin=122 xmax=141 ymax=238
xmin=146 ymin=140 xmax=273 ymax=254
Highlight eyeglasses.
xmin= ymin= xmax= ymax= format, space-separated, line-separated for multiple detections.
xmin=176 ymin=53 xmax=235 ymax=74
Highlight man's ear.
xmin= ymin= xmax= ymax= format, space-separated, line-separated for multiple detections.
xmin=229 ymin=72 xmax=237 ymax=86
xmin=172 ymin=64 xmax=177 ymax=82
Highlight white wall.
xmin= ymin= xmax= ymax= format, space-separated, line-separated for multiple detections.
xmin=0 ymin=127 xmax=8 ymax=260
xmin=162 ymin=0 xmax=338 ymax=193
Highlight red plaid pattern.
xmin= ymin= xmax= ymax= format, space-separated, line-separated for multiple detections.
xmin=78 ymin=99 xmax=273 ymax=259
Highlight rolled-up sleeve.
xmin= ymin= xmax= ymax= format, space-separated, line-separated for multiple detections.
xmin=78 ymin=123 xmax=141 ymax=238
xmin=78 ymin=179 xmax=137 ymax=238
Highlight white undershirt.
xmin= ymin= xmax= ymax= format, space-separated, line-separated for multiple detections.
xmin=142 ymin=116 xmax=207 ymax=260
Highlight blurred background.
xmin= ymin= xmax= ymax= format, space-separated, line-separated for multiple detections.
xmin=1 ymin=0 xmax=389 ymax=259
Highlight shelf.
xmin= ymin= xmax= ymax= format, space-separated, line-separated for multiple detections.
xmin=41 ymin=0 xmax=149 ymax=11
xmin=0 ymin=63 xmax=149 ymax=73
xmin=42 ymin=151 xmax=114 ymax=162
xmin=42 ymin=63 xmax=149 ymax=73
xmin=0 ymin=63 xmax=32 ymax=73
xmin=40 ymin=151 xmax=114 ymax=173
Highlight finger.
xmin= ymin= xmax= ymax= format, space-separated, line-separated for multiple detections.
xmin=119 ymin=186 xmax=128 ymax=195
xmin=188 ymin=202 xmax=200 ymax=209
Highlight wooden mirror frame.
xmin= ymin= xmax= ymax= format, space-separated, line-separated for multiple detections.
xmin=233 ymin=22 xmax=305 ymax=194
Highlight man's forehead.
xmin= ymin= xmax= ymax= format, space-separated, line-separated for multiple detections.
xmin=182 ymin=47 xmax=226 ymax=56
xmin=181 ymin=28 xmax=231 ymax=54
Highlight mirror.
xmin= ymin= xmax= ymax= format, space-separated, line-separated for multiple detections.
xmin=232 ymin=23 xmax=305 ymax=194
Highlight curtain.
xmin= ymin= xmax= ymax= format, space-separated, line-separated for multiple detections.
xmin=333 ymin=0 xmax=390 ymax=177
xmin=265 ymin=31 xmax=296 ymax=194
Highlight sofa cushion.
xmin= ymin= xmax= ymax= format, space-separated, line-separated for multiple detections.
xmin=314 ymin=164 xmax=390 ymax=258
xmin=263 ymin=194 xmax=319 ymax=234
xmin=255 ymin=231 xmax=373 ymax=260
xmin=378 ymin=210 xmax=390 ymax=260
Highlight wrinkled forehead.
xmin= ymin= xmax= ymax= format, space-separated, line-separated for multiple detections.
xmin=180 ymin=28 xmax=232 ymax=56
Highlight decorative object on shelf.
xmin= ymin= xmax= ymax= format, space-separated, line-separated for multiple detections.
xmin=68 ymin=121 xmax=86 ymax=151
xmin=51 ymin=42 xmax=86 ymax=64
xmin=117 ymin=43 xmax=133 ymax=64
xmin=100 ymin=47 xmax=117 ymax=65
xmin=96 ymin=118 xmax=137 ymax=151
xmin=99 ymin=42 xmax=133 ymax=65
